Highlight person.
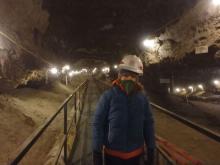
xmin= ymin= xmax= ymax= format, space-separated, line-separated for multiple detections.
xmin=92 ymin=55 xmax=156 ymax=165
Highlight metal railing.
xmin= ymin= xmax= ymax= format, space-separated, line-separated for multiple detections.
xmin=155 ymin=145 xmax=176 ymax=165
xmin=9 ymin=79 xmax=89 ymax=165
xmin=150 ymin=103 xmax=220 ymax=143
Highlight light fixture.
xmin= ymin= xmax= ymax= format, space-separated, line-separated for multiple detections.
xmin=81 ymin=69 xmax=88 ymax=73
xmin=69 ymin=72 xmax=73 ymax=77
xmin=62 ymin=65 xmax=70 ymax=73
xmin=143 ymin=39 xmax=156 ymax=49
xmin=213 ymin=0 xmax=220 ymax=6
xmin=213 ymin=80 xmax=219 ymax=85
xmin=198 ymin=84 xmax=204 ymax=90
xmin=50 ymin=67 xmax=58 ymax=75
xmin=102 ymin=67 xmax=110 ymax=73
xmin=175 ymin=88 xmax=181 ymax=93
xmin=92 ymin=68 xmax=97 ymax=73
xmin=188 ymin=86 xmax=194 ymax=92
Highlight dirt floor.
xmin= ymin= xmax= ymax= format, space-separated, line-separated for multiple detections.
xmin=0 ymin=77 xmax=86 ymax=165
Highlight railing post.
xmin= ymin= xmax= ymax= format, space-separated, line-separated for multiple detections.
xmin=156 ymin=148 xmax=159 ymax=165
xmin=79 ymin=89 xmax=81 ymax=111
xmin=64 ymin=103 xmax=68 ymax=164
xmin=74 ymin=93 xmax=77 ymax=124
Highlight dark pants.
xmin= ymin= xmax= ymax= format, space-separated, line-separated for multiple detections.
xmin=104 ymin=154 xmax=143 ymax=165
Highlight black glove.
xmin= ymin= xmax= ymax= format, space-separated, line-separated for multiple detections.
xmin=144 ymin=149 xmax=155 ymax=165
xmin=93 ymin=151 xmax=103 ymax=165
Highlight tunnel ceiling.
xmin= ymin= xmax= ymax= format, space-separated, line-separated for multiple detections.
xmin=42 ymin=0 xmax=197 ymax=62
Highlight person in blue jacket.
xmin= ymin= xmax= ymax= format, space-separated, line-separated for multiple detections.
xmin=93 ymin=55 xmax=156 ymax=165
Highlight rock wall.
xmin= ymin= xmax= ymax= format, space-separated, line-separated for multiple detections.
xmin=0 ymin=0 xmax=49 ymax=86
xmin=144 ymin=0 xmax=220 ymax=64
xmin=0 ymin=0 xmax=49 ymax=47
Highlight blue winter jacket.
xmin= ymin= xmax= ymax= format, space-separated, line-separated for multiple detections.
xmin=92 ymin=85 xmax=155 ymax=153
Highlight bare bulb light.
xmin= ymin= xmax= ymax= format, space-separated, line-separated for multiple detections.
xmin=213 ymin=0 xmax=220 ymax=6
xmin=175 ymin=88 xmax=181 ymax=93
xmin=50 ymin=67 xmax=58 ymax=75
xmin=188 ymin=86 xmax=194 ymax=92
xmin=198 ymin=84 xmax=204 ymax=90
xmin=143 ymin=39 xmax=156 ymax=49
xmin=62 ymin=65 xmax=70 ymax=73
xmin=214 ymin=80 xmax=219 ymax=85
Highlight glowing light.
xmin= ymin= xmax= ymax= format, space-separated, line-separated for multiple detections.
xmin=188 ymin=86 xmax=194 ymax=92
xmin=175 ymin=88 xmax=181 ymax=93
xmin=62 ymin=65 xmax=70 ymax=73
xmin=143 ymin=39 xmax=156 ymax=48
xmin=102 ymin=67 xmax=110 ymax=73
xmin=198 ymin=84 xmax=204 ymax=90
xmin=182 ymin=88 xmax=186 ymax=92
xmin=114 ymin=65 xmax=118 ymax=69
xmin=214 ymin=80 xmax=219 ymax=85
xmin=50 ymin=67 xmax=58 ymax=75
xmin=69 ymin=72 xmax=74 ymax=77
xmin=68 ymin=68 xmax=88 ymax=77
xmin=81 ymin=69 xmax=88 ymax=73
xmin=68 ymin=70 xmax=81 ymax=77
xmin=213 ymin=0 xmax=220 ymax=6
xmin=92 ymin=68 xmax=97 ymax=73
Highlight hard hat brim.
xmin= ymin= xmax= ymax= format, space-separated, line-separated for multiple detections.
xmin=118 ymin=64 xmax=143 ymax=75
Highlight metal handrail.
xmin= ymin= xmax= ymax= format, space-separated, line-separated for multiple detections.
xmin=156 ymin=145 xmax=176 ymax=165
xmin=9 ymin=79 xmax=89 ymax=165
xmin=54 ymin=85 xmax=89 ymax=165
xmin=151 ymin=102 xmax=220 ymax=143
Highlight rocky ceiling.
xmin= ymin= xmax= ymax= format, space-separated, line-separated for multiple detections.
xmin=42 ymin=0 xmax=197 ymax=62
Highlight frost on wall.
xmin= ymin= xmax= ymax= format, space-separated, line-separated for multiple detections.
xmin=144 ymin=0 xmax=220 ymax=64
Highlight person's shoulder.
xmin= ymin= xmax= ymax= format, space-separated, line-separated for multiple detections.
xmin=101 ymin=87 xmax=115 ymax=99
xmin=136 ymin=90 xmax=150 ymax=101
xmin=137 ymin=90 xmax=146 ymax=97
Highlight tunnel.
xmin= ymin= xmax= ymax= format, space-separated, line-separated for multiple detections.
xmin=0 ymin=0 xmax=220 ymax=165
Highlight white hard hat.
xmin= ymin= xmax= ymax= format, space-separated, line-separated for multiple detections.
xmin=118 ymin=55 xmax=143 ymax=75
